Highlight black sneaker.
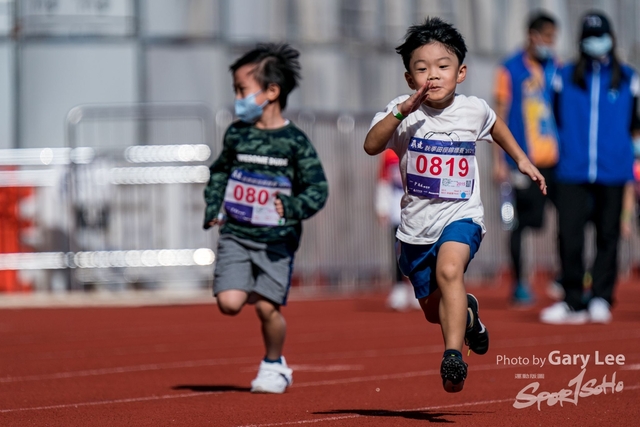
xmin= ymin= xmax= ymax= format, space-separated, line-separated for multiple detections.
xmin=440 ymin=354 xmax=467 ymax=393
xmin=465 ymin=294 xmax=489 ymax=355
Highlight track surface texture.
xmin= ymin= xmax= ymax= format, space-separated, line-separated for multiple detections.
xmin=1 ymin=279 xmax=640 ymax=426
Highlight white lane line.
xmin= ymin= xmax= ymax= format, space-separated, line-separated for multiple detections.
xmin=236 ymin=399 xmax=516 ymax=427
xmin=241 ymin=365 xmax=365 ymax=373
xmin=0 ymin=357 xmax=257 ymax=384
xmin=234 ymin=386 xmax=640 ymax=427
xmin=3 ymin=364 xmax=638 ymax=416
xmin=237 ymin=415 xmax=361 ymax=426
xmin=293 ymin=363 xmax=501 ymax=388
xmin=3 ymin=330 xmax=639 ymax=384
xmin=0 ymin=391 xmax=217 ymax=414
xmin=622 ymin=364 xmax=640 ymax=370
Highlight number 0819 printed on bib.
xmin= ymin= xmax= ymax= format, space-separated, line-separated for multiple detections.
xmin=406 ymin=137 xmax=476 ymax=200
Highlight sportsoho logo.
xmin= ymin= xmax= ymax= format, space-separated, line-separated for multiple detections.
xmin=495 ymin=350 xmax=627 ymax=410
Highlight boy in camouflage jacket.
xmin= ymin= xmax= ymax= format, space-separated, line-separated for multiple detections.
xmin=203 ymin=43 xmax=328 ymax=394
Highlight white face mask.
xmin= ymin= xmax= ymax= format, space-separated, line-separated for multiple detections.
xmin=581 ymin=34 xmax=613 ymax=59
xmin=534 ymin=44 xmax=554 ymax=60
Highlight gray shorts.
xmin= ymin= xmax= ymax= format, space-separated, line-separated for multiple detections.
xmin=213 ymin=233 xmax=294 ymax=306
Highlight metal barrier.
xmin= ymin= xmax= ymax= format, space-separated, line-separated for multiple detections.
xmin=64 ymin=103 xmax=218 ymax=290
xmin=0 ymin=103 xmax=219 ymax=292
xmin=2 ymin=105 xmax=640 ymax=294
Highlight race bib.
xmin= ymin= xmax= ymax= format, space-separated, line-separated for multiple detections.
xmin=406 ymin=137 xmax=476 ymax=200
xmin=223 ymin=169 xmax=292 ymax=226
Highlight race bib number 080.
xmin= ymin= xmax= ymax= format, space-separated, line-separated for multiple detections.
xmin=406 ymin=137 xmax=476 ymax=200
xmin=223 ymin=169 xmax=292 ymax=226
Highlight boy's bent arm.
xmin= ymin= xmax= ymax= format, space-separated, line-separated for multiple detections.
xmin=364 ymin=83 xmax=430 ymax=156
xmin=490 ymin=117 xmax=547 ymax=195
xmin=277 ymin=141 xmax=328 ymax=221
xmin=364 ymin=114 xmax=403 ymax=156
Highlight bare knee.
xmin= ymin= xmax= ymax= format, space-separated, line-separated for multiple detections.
xmin=255 ymin=299 xmax=280 ymax=321
xmin=218 ymin=303 xmax=242 ymax=316
xmin=216 ymin=291 xmax=246 ymax=316
xmin=436 ymin=261 xmax=463 ymax=287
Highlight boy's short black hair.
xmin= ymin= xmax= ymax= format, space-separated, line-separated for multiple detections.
xmin=230 ymin=43 xmax=301 ymax=110
xmin=396 ymin=17 xmax=467 ymax=71
xmin=527 ymin=11 xmax=557 ymax=32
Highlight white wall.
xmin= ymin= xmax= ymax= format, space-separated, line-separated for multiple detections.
xmin=146 ymin=45 xmax=229 ymax=109
xmin=142 ymin=0 xmax=219 ymax=37
xmin=20 ymin=43 xmax=137 ymax=148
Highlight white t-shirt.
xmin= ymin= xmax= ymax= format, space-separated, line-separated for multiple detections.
xmin=370 ymin=94 xmax=496 ymax=245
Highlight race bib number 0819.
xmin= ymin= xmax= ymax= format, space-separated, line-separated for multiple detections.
xmin=406 ymin=137 xmax=476 ymax=200
xmin=223 ymin=169 xmax=292 ymax=226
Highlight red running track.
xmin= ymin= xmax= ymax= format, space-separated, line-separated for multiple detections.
xmin=1 ymin=279 xmax=640 ymax=426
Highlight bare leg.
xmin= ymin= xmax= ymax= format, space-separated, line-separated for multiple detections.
xmin=420 ymin=288 xmax=441 ymax=324
xmin=255 ymin=297 xmax=286 ymax=360
xmin=216 ymin=290 xmax=249 ymax=316
xmin=435 ymin=241 xmax=470 ymax=352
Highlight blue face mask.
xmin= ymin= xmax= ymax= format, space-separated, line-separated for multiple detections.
xmin=581 ymin=34 xmax=613 ymax=59
xmin=235 ymin=91 xmax=268 ymax=123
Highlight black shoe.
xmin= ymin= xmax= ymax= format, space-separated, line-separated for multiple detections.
xmin=440 ymin=353 xmax=467 ymax=393
xmin=465 ymin=294 xmax=489 ymax=355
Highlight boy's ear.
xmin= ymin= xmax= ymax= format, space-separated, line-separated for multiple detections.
xmin=265 ymin=83 xmax=281 ymax=102
xmin=404 ymin=72 xmax=416 ymax=90
xmin=456 ymin=65 xmax=467 ymax=84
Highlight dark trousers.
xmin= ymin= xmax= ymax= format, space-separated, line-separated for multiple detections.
xmin=511 ymin=167 xmax=557 ymax=283
xmin=556 ymin=182 xmax=624 ymax=310
xmin=392 ymin=226 xmax=403 ymax=283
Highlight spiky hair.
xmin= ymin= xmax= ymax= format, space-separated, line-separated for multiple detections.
xmin=396 ymin=17 xmax=467 ymax=71
xmin=230 ymin=43 xmax=301 ymax=110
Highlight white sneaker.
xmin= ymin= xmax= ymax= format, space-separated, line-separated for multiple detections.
xmin=387 ymin=284 xmax=410 ymax=311
xmin=540 ymin=302 xmax=589 ymax=325
xmin=250 ymin=357 xmax=293 ymax=394
xmin=588 ymin=297 xmax=612 ymax=324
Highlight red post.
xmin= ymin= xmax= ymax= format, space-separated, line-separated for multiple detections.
xmin=0 ymin=181 xmax=33 ymax=292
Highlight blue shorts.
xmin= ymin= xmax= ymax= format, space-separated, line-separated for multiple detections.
xmin=396 ymin=219 xmax=483 ymax=299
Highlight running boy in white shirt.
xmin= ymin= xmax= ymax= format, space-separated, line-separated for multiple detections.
xmin=364 ymin=17 xmax=547 ymax=393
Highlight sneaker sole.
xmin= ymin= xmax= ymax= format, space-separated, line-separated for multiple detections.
xmin=250 ymin=386 xmax=286 ymax=394
xmin=251 ymin=380 xmax=290 ymax=394
xmin=440 ymin=357 xmax=467 ymax=393
xmin=443 ymin=378 xmax=465 ymax=393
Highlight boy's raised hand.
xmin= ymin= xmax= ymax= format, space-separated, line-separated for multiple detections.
xmin=364 ymin=81 xmax=431 ymax=156
xmin=398 ymin=82 xmax=431 ymax=116
xmin=517 ymin=159 xmax=547 ymax=195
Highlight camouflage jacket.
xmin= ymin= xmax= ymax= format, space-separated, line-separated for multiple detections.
xmin=203 ymin=121 xmax=328 ymax=250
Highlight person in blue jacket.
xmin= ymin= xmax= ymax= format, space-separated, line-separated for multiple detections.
xmin=493 ymin=11 xmax=560 ymax=305
xmin=540 ymin=11 xmax=640 ymax=325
